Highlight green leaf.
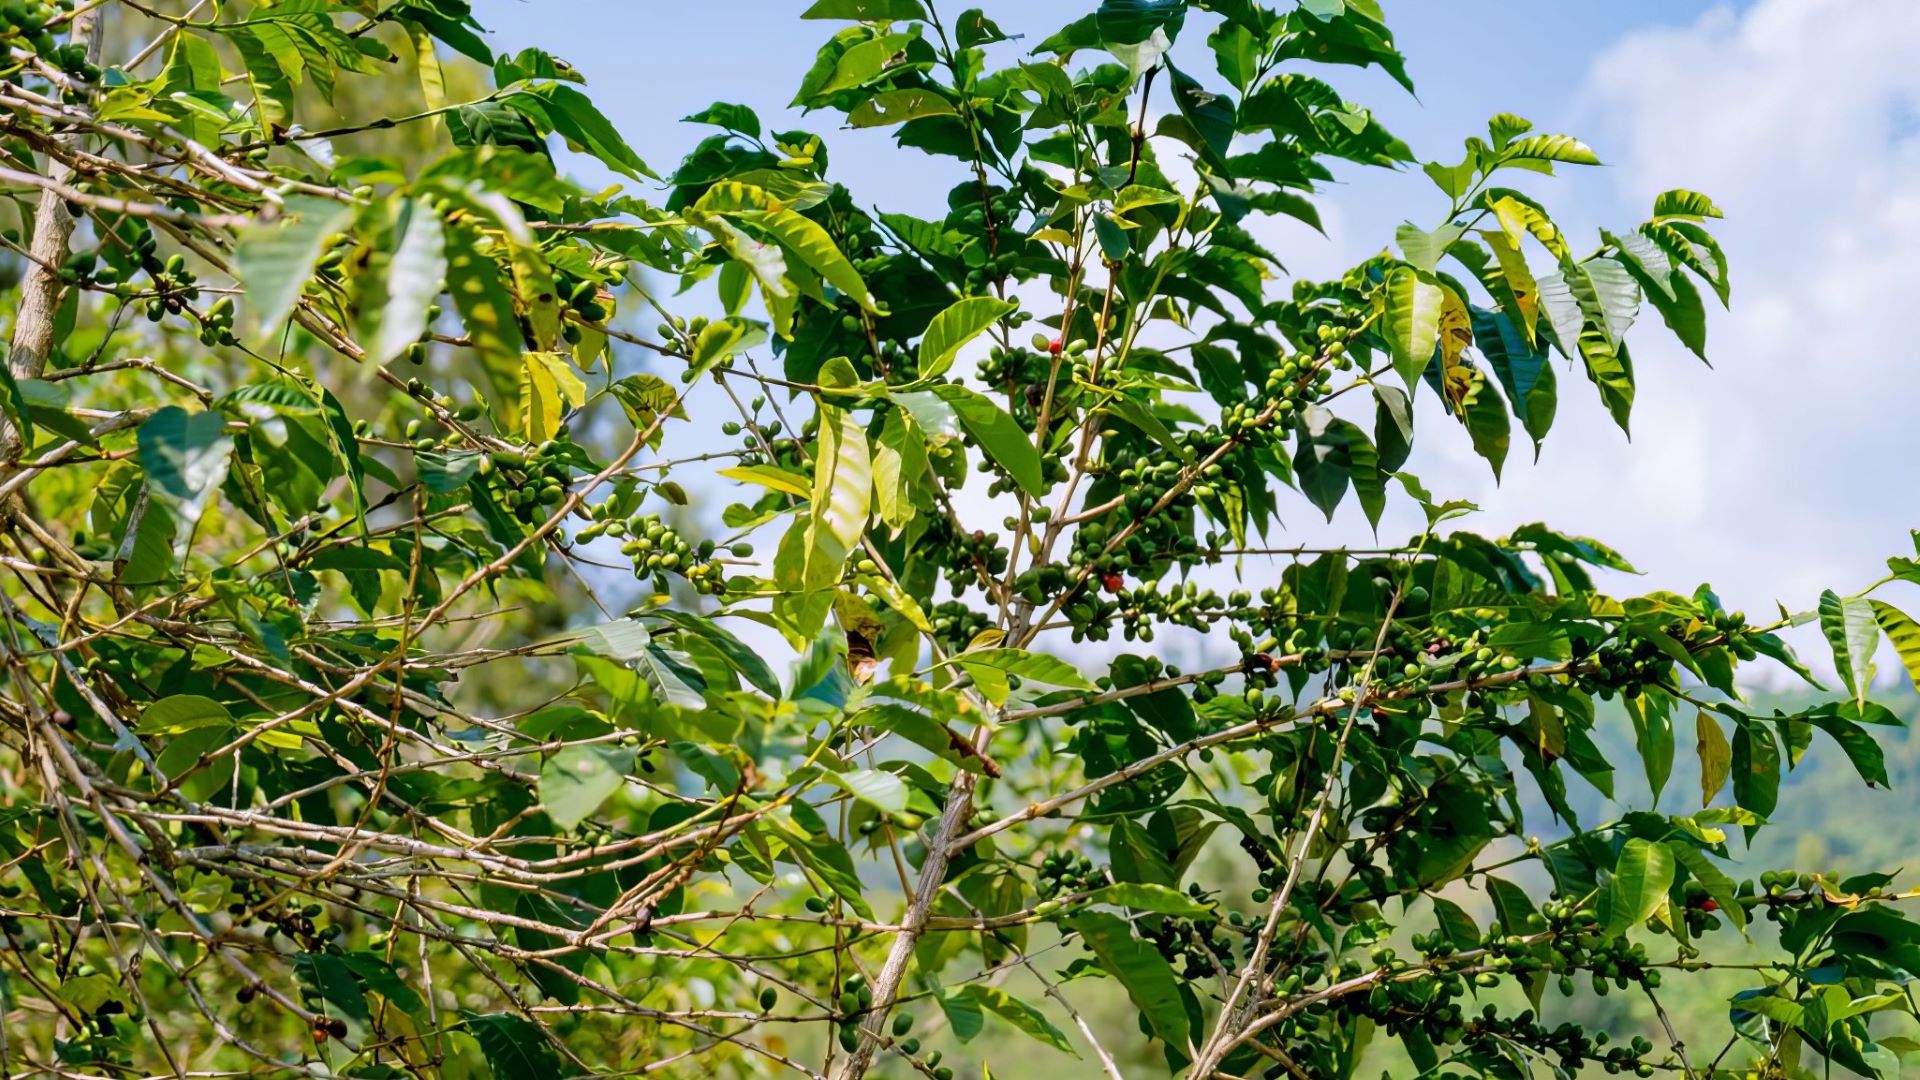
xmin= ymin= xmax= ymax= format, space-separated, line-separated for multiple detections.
xmin=1164 ymin=60 xmax=1234 ymax=177
xmin=1806 ymin=708 xmax=1890 ymax=789
xmin=1093 ymin=213 xmax=1130 ymax=261
xmin=232 ymin=195 xmax=355 ymax=342
xmin=753 ymin=207 xmax=878 ymax=313
xmin=539 ymin=745 xmax=633 ymax=829
xmin=1669 ymin=843 xmax=1745 ymax=932
xmin=849 ymin=87 xmax=956 ymax=127
xmin=361 ymin=199 xmax=447 ymax=366
xmin=951 ymin=984 xmax=1077 ymax=1056
xmin=649 ymin=609 xmax=781 ymax=698
xmin=952 ymin=647 xmax=1094 ymax=690
xmin=1818 ymin=589 xmax=1878 ymax=709
xmin=1605 ymin=837 xmax=1675 ymax=937
xmin=872 ymin=407 xmax=926 ymax=533
xmin=230 ymin=25 xmax=298 ymax=133
xmin=828 ymin=768 xmax=908 ymax=813
xmin=1624 ymin=692 xmax=1673 ymax=804
xmin=446 ymin=223 xmax=524 ymax=406
xmin=1431 ymin=896 xmax=1481 ymax=949
xmin=1652 ymin=189 xmax=1723 ymax=220
xmin=514 ymin=83 xmax=657 ymax=181
xmin=1504 ymin=133 xmax=1600 ymax=167
xmin=1460 ymin=369 xmax=1511 ymax=480
xmin=1070 ymin=910 xmax=1189 ymax=1052
xmin=460 ymin=1012 xmax=563 ymax=1080
xmin=918 ymin=297 xmax=1016 ymax=380
xmin=137 ymin=407 xmax=233 ymax=554
xmin=1086 ymin=882 xmax=1213 ymax=917
xmin=634 ymin=644 xmax=710 ymax=709
xmin=1472 ymin=305 xmax=1556 ymax=451
xmin=927 ymin=385 xmax=1044 ymax=497
xmin=1731 ymin=718 xmax=1780 ymax=821
xmin=137 ymin=694 xmax=233 ymax=734
xmin=801 ymin=0 xmax=928 ymax=18
xmin=1384 ymin=266 xmax=1444 ymax=387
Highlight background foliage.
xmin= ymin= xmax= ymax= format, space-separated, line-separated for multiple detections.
xmin=0 ymin=1 xmax=1917 ymax=1079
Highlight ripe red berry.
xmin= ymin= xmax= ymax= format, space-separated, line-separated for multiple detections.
xmin=1100 ymin=572 xmax=1123 ymax=593
xmin=1048 ymin=337 xmax=1063 ymax=356
xmin=1700 ymin=898 xmax=1719 ymax=912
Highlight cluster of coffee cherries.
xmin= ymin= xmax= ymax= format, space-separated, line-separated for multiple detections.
xmin=581 ymin=510 xmax=728 ymax=595
xmin=553 ymin=266 xmax=612 ymax=337
xmin=926 ymin=600 xmax=990 ymax=654
xmin=976 ymin=342 xmax=1050 ymax=401
xmin=469 ymin=437 xmax=575 ymax=524
xmin=1138 ymin=889 xmax=1237 ymax=982
xmin=945 ymin=182 xmax=1026 ymax=294
xmin=0 ymin=0 xmax=95 ymax=83
xmin=1034 ymin=849 xmax=1104 ymax=900
xmin=1298 ymin=905 xmax=1658 ymax=1077
xmin=137 ymin=253 xmax=201 ymax=322
xmin=1576 ymin=630 xmax=1681 ymax=700
xmin=917 ymin=516 xmax=1009 ymax=592
xmin=1096 ymin=579 xmax=1245 ymax=646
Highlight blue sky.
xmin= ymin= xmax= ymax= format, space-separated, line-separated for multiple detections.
xmin=470 ymin=0 xmax=1919 ymax=678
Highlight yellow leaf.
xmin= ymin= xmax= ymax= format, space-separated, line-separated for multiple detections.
xmin=519 ymin=351 xmax=586 ymax=443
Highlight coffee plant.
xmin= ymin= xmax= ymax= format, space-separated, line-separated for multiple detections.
xmin=0 ymin=0 xmax=1918 ymax=1077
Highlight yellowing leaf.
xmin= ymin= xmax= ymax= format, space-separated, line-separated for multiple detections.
xmin=1697 ymin=710 xmax=1730 ymax=807
xmin=519 ymin=352 xmax=586 ymax=443
xmin=719 ymin=464 xmax=811 ymax=499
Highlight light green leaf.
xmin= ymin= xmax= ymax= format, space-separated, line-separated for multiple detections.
xmin=232 ymin=195 xmax=354 ymax=342
xmin=1652 ymin=189 xmax=1723 ymax=220
xmin=918 ymin=297 xmax=1016 ymax=380
xmin=828 ymin=768 xmax=907 ymax=814
xmin=849 ymin=87 xmax=955 ymax=127
xmin=1818 ymin=589 xmax=1878 ymax=708
xmin=1384 ymin=266 xmax=1444 ymax=387
xmin=872 ymin=407 xmax=926 ymax=533
xmin=719 ymin=464 xmax=811 ymax=499
xmin=1504 ymin=133 xmax=1600 ymax=167
xmin=952 ymin=647 xmax=1094 ymax=691
xmin=811 ymin=404 xmax=872 ymax=562
xmin=138 ymin=407 xmax=233 ymax=554
xmin=539 ymin=745 xmax=633 ymax=829
xmin=361 ymin=200 xmax=446 ymax=366
xmin=1085 ymin=882 xmax=1213 ymax=917
xmin=801 ymin=0 xmax=927 ymax=20
xmin=1395 ymin=221 xmax=1463 ymax=273
xmin=752 ymin=207 xmax=878 ymax=312
xmin=1605 ymin=837 xmax=1675 ymax=937
xmin=928 ymin=384 xmax=1044 ymax=497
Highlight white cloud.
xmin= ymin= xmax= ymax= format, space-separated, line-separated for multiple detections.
xmin=1368 ymin=0 xmax=1920 ymax=671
